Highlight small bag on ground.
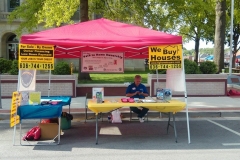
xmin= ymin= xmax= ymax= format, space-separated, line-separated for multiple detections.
xmin=111 ymin=109 xmax=122 ymax=123
xmin=22 ymin=126 xmax=41 ymax=141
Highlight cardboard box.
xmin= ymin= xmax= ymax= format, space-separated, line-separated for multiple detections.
xmin=39 ymin=123 xmax=59 ymax=140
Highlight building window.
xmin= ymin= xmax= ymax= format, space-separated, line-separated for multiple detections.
xmin=8 ymin=0 xmax=20 ymax=12
xmin=7 ymin=35 xmax=19 ymax=60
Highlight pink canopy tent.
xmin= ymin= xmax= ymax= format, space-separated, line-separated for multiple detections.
xmin=20 ymin=18 xmax=191 ymax=144
xmin=20 ymin=18 xmax=182 ymax=59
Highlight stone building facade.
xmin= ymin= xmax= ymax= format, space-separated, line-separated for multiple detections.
xmin=0 ymin=0 xmax=21 ymax=60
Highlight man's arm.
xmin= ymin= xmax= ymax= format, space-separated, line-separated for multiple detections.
xmin=141 ymin=84 xmax=149 ymax=97
xmin=139 ymin=92 xmax=148 ymax=97
xmin=126 ymin=91 xmax=148 ymax=97
xmin=126 ymin=92 xmax=138 ymax=97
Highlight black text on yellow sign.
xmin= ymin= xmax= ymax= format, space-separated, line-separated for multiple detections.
xmin=10 ymin=92 xmax=21 ymax=127
xmin=19 ymin=44 xmax=54 ymax=70
xmin=10 ymin=115 xmax=20 ymax=128
xmin=148 ymin=45 xmax=182 ymax=70
xmin=19 ymin=62 xmax=54 ymax=70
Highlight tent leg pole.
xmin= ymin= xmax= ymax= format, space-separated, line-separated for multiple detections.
xmin=156 ymin=69 xmax=159 ymax=88
xmin=173 ymin=113 xmax=178 ymax=143
xmin=185 ymin=98 xmax=191 ymax=144
xmin=96 ymin=114 xmax=98 ymax=145
xmin=182 ymin=56 xmax=191 ymax=144
xmin=48 ymin=70 xmax=51 ymax=97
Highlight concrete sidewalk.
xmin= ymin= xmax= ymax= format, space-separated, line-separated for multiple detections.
xmin=1 ymin=96 xmax=240 ymax=119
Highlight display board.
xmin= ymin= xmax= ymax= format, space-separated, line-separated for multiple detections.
xmin=19 ymin=44 xmax=54 ymax=70
xmin=81 ymin=52 xmax=124 ymax=73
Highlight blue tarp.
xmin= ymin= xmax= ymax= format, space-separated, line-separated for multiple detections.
xmin=17 ymin=104 xmax=63 ymax=120
xmin=41 ymin=96 xmax=71 ymax=106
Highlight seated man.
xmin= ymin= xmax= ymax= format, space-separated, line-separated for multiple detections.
xmin=126 ymin=75 xmax=149 ymax=123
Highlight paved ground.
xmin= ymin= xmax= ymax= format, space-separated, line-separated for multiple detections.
xmin=1 ymin=96 xmax=240 ymax=159
xmin=1 ymin=117 xmax=240 ymax=160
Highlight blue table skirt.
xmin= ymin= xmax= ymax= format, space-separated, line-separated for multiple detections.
xmin=17 ymin=104 xmax=63 ymax=120
xmin=41 ymin=96 xmax=71 ymax=106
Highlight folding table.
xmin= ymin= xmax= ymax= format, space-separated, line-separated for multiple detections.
xmin=17 ymin=104 xmax=63 ymax=145
xmin=88 ymin=99 xmax=186 ymax=144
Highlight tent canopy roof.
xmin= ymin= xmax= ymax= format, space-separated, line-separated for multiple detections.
xmin=20 ymin=18 xmax=182 ymax=59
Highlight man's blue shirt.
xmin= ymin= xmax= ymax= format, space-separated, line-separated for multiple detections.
xmin=126 ymin=83 xmax=148 ymax=99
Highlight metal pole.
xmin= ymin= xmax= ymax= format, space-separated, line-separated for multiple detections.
xmin=183 ymin=56 xmax=191 ymax=144
xmin=229 ymin=0 xmax=234 ymax=75
xmin=0 ymin=72 xmax=2 ymax=109
xmin=156 ymin=69 xmax=159 ymax=87
xmin=96 ymin=114 xmax=98 ymax=145
xmin=48 ymin=70 xmax=51 ymax=97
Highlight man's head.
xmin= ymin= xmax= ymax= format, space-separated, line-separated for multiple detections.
xmin=134 ymin=75 xmax=142 ymax=86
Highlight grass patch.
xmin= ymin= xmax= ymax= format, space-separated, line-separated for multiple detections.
xmin=79 ymin=69 xmax=151 ymax=84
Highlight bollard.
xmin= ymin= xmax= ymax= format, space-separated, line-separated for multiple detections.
xmin=70 ymin=63 xmax=73 ymax=75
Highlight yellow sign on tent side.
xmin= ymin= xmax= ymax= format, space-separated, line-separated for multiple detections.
xmin=18 ymin=44 xmax=54 ymax=70
xmin=148 ymin=44 xmax=182 ymax=70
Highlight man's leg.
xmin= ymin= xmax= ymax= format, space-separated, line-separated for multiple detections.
xmin=139 ymin=107 xmax=149 ymax=118
xmin=130 ymin=107 xmax=142 ymax=116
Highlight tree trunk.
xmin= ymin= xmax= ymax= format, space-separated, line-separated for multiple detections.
xmin=194 ymin=37 xmax=200 ymax=64
xmin=78 ymin=0 xmax=91 ymax=80
xmin=232 ymin=27 xmax=240 ymax=68
xmin=80 ymin=0 xmax=89 ymax=22
xmin=213 ymin=0 xmax=226 ymax=72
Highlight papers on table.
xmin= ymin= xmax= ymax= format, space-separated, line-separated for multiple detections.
xmin=140 ymin=99 xmax=156 ymax=103
xmin=29 ymin=92 xmax=41 ymax=105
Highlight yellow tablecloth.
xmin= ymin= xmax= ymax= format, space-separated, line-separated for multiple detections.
xmin=88 ymin=99 xmax=186 ymax=114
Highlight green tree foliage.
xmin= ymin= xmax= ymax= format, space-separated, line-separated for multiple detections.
xmin=199 ymin=61 xmax=218 ymax=74
xmin=8 ymin=0 xmax=80 ymax=36
xmin=89 ymin=0 xmax=150 ymax=26
xmin=0 ymin=58 xmax=12 ymax=73
xmin=183 ymin=49 xmax=195 ymax=56
xmin=52 ymin=61 xmax=71 ymax=75
xmin=148 ymin=0 xmax=216 ymax=64
xmin=225 ymin=0 xmax=240 ymax=68
xmin=184 ymin=59 xmax=200 ymax=74
xmin=199 ymin=48 xmax=214 ymax=55
xmin=37 ymin=0 xmax=80 ymax=27
xmin=9 ymin=60 xmax=19 ymax=75
xmin=8 ymin=0 xmax=44 ymax=36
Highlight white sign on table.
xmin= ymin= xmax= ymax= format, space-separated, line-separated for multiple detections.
xmin=92 ymin=88 xmax=104 ymax=101
xmin=81 ymin=52 xmax=124 ymax=73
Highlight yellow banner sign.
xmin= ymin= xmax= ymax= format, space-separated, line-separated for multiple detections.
xmin=148 ymin=44 xmax=182 ymax=70
xmin=19 ymin=44 xmax=54 ymax=70
xmin=10 ymin=115 xmax=20 ymax=128
xmin=10 ymin=92 xmax=21 ymax=127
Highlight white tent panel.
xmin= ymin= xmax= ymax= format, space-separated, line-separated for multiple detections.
xmin=166 ymin=69 xmax=185 ymax=92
